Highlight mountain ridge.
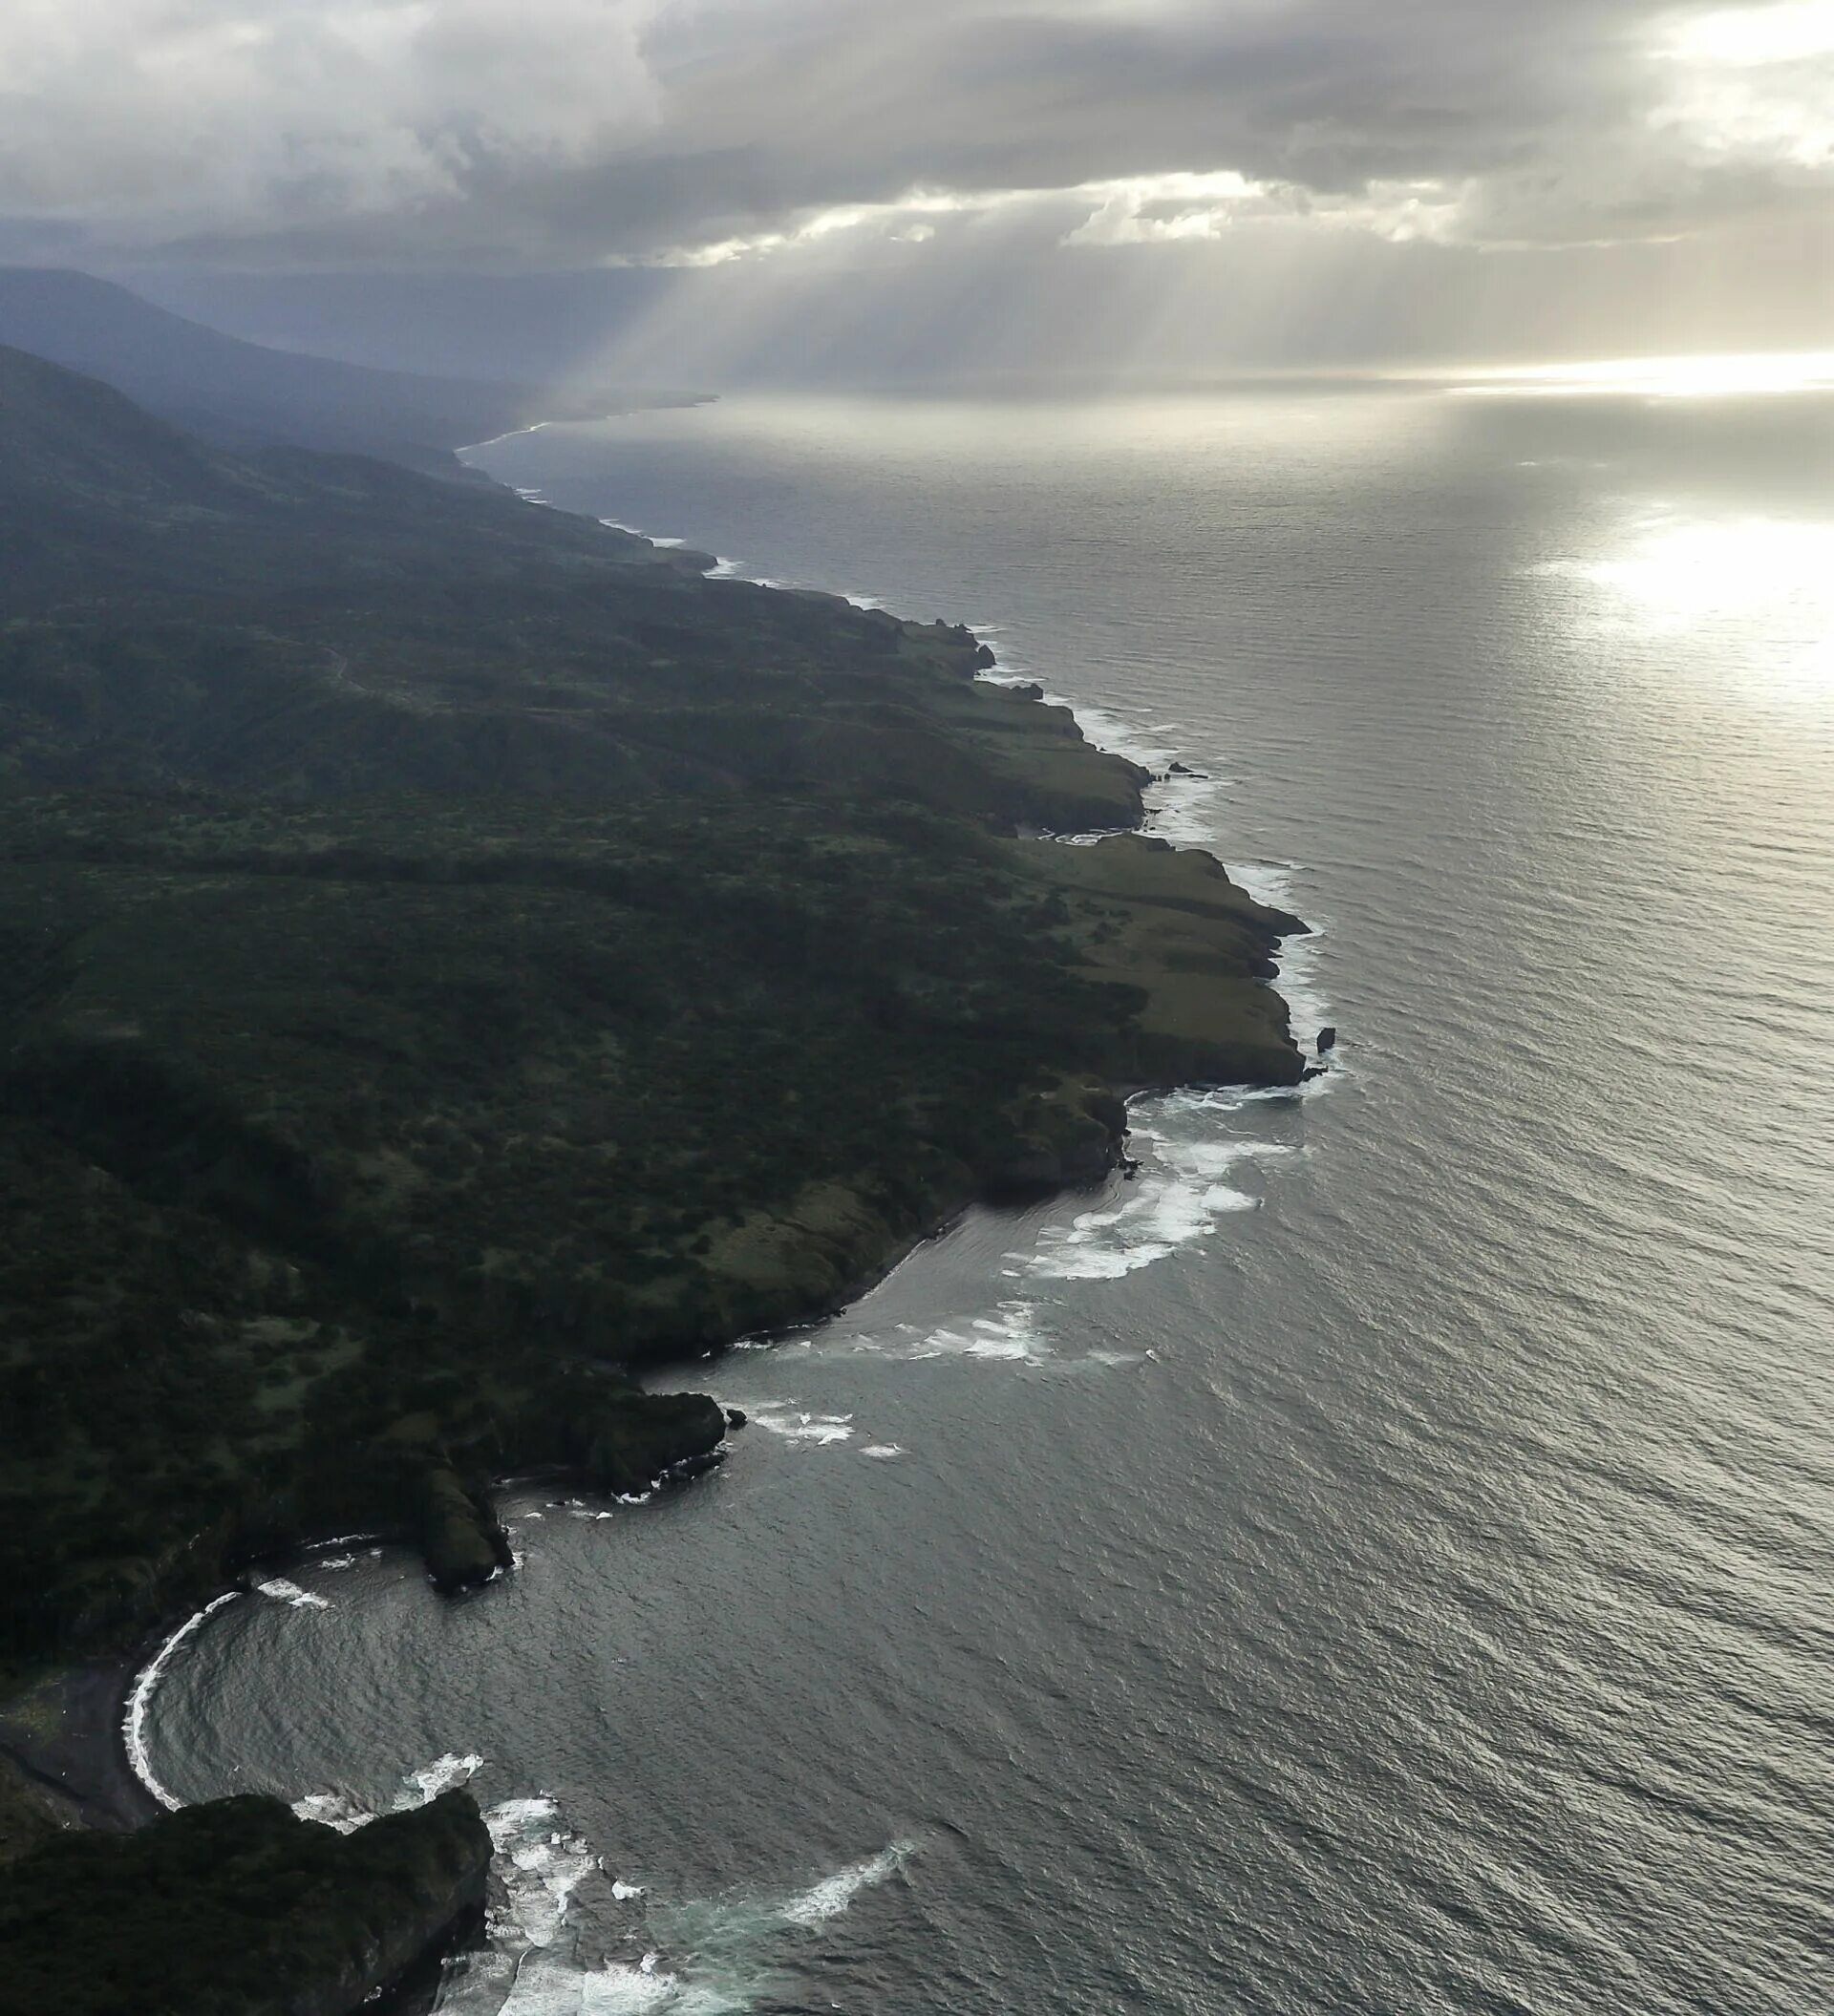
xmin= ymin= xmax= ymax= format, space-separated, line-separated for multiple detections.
xmin=0 ymin=267 xmax=700 ymax=477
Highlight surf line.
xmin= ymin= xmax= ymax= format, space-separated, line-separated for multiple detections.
xmin=123 ymin=1590 xmax=244 ymax=1810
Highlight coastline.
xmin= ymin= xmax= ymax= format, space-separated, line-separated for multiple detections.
xmin=0 ymin=1645 xmax=165 ymax=1835
xmin=5 ymin=452 xmax=1321 ymax=2003
xmin=72 ymin=515 xmax=1318 ymax=1834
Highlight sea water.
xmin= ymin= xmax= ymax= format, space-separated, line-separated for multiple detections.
xmin=142 ymin=383 xmax=1834 ymax=2013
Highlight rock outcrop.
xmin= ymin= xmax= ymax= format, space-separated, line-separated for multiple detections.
xmin=0 ymin=1788 xmax=491 ymax=2016
xmin=414 ymin=1467 xmax=513 ymax=1595
xmin=568 ymin=1391 xmax=730 ymax=1497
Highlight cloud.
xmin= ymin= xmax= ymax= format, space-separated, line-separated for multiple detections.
xmin=0 ymin=0 xmax=1829 ymax=268
xmin=0 ymin=0 xmax=663 ymax=238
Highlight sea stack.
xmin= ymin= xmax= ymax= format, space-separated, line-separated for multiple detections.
xmin=1317 ymin=1028 xmax=1337 ymax=1055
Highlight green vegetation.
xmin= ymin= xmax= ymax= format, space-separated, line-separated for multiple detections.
xmin=0 ymin=340 xmax=1302 ymax=1686
xmin=0 ymin=1754 xmax=73 ymax=1865
xmin=0 ymin=1789 xmax=491 ymax=2016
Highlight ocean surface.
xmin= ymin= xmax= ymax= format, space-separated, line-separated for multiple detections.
xmin=143 ymin=384 xmax=1834 ymax=2013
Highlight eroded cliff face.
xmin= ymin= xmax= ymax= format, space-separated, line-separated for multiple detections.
xmin=0 ymin=1788 xmax=491 ymax=2016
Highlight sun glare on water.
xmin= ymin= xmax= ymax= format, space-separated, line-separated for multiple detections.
xmin=1450 ymin=352 xmax=1834 ymax=398
xmin=1540 ymin=509 xmax=1834 ymax=702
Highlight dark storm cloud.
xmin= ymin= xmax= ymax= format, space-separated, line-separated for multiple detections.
xmin=0 ymin=0 xmax=1828 ymax=265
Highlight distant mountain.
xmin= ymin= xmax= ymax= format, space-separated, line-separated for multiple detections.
xmin=128 ymin=265 xmax=679 ymax=386
xmin=0 ymin=267 xmax=694 ymax=475
xmin=0 ymin=339 xmax=688 ymax=611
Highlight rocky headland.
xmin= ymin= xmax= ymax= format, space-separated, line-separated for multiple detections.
xmin=0 ymin=1787 xmax=492 ymax=2016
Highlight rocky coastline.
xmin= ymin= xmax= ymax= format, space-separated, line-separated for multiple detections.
xmin=0 ymin=722 xmax=1306 ymax=2012
xmin=0 ymin=348 xmax=1308 ymax=2014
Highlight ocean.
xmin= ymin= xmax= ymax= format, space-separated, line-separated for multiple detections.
xmin=140 ymin=382 xmax=1834 ymax=2013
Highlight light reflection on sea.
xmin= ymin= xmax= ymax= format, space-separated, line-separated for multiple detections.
xmin=142 ymin=384 xmax=1834 ymax=2015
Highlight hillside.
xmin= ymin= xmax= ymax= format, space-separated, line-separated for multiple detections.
xmin=0 ymin=347 xmax=1304 ymax=1679
xmin=0 ymin=267 xmax=695 ymax=476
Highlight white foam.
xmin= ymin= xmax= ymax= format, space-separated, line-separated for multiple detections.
xmin=830 ymin=1299 xmax=1053 ymax=1366
xmin=909 ymin=1300 xmax=1050 ymax=1364
xmin=748 ymin=1405 xmax=856 ymax=1445
xmin=290 ymin=1751 xmax=484 ymax=1835
xmin=1226 ymin=859 xmax=1337 ymax=1061
xmin=1019 ymin=1122 xmax=1296 ymax=1283
xmin=465 ymin=421 xmax=553 ymax=454
xmin=488 ymin=1793 xmax=600 ymax=1949
xmin=600 ymin=518 xmax=689 ymax=549
xmin=778 ymin=1840 xmax=914 ymax=1925
xmin=255 ymin=1577 xmax=331 ymax=1610
xmin=123 ymin=1590 xmax=243 ymax=1810
xmin=708 ymin=557 xmax=791 ymax=588
xmin=396 ymin=1751 xmax=484 ymax=1806
xmin=291 ymin=1789 xmax=374 ymax=1831
xmin=861 ymin=1444 xmax=907 ymax=1460
xmin=437 ymin=1802 xmax=916 ymax=2015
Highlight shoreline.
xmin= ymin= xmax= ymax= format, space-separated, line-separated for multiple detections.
xmin=1 ymin=1644 xmax=167 ymax=1834
xmin=12 ymin=443 xmax=1322 ymax=1865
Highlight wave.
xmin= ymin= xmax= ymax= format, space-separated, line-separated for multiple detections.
xmin=696 ymin=549 xmax=886 ymax=613
xmin=779 ymin=1841 xmax=915 ymax=1925
xmin=123 ymin=1590 xmax=244 ymax=1811
xmin=598 ymin=518 xmax=687 ymax=549
xmin=1021 ymin=1131 xmax=1292 ymax=1284
xmin=747 ymin=1404 xmax=857 ymax=1445
xmin=426 ymin=1769 xmax=918 ymax=2016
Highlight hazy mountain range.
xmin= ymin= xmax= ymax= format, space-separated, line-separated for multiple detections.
xmin=0 ymin=267 xmax=702 ymax=478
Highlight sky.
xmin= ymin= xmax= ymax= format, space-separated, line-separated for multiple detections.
xmin=3 ymin=0 xmax=1831 ymax=375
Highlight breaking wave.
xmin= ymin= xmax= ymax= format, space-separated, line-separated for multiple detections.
xmin=449 ymin=1782 xmax=918 ymax=2016
xmin=124 ymin=1591 xmax=244 ymax=1810
xmin=255 ymin=1577 xmax=331 ymax=1610
xmin=747 ymin=1403 xmax=857 ymax=1445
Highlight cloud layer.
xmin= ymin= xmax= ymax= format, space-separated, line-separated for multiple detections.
xmin=0 ymin=0 xmax=1830 ymax=268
